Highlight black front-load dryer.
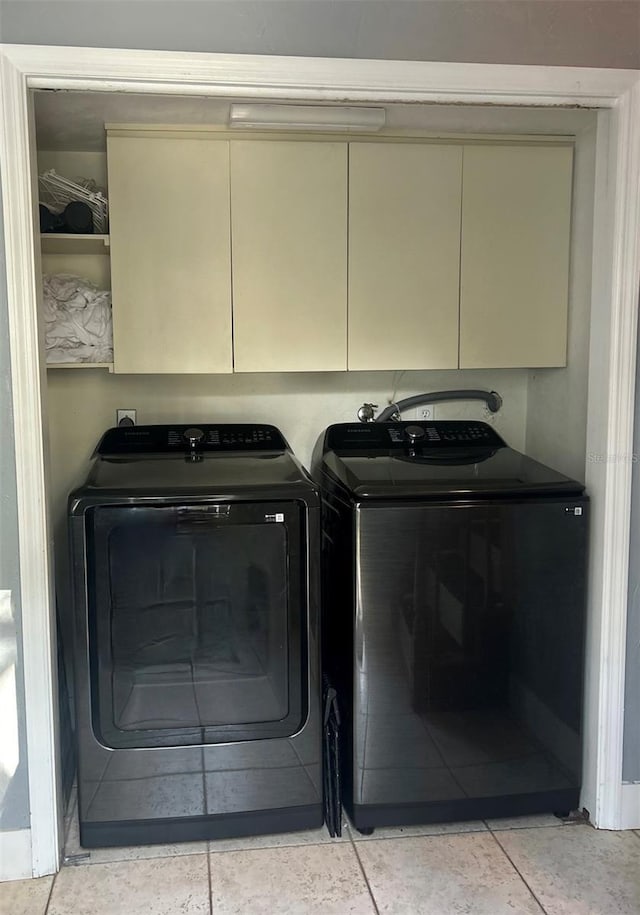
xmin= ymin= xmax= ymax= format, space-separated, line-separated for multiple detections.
xmin=312 ymin=420 xmax=588 ymax=832
xmin=68 ymin=423 xmax=322 ymax=848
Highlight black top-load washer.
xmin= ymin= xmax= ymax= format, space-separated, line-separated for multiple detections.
xmin=312 ymin=420 xmax=588 ymax=832
xmin=68 ymin=423 xmax=322 ymax=848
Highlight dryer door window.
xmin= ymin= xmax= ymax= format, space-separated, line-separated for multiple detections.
xmin=86 ymin=501 xmax=306 ymax=749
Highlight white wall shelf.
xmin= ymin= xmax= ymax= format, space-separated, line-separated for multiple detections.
xmin=40 ymin=234 xmax=110 ymax=255
xmin=46 ymin=362 xmax=113 ymax=371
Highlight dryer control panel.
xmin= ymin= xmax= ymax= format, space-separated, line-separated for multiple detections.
xmin=326 ymin=421 xmax=506 ymax=452
xmin=96 ymin=424 xmax=288 ymax=455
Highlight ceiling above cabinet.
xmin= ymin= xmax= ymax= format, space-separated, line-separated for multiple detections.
xmin=33 ymin=89 xmax=596 ymax=152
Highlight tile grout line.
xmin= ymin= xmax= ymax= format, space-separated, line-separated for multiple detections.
xmin=488 ymin=829 xmax=549 ymax=915
xmin=347 ymin=826 xmax=381 ymax=915
xmin=43 ymin=867 xmax=58 ymax=915
xmin=206 ymin=842 xmax=214 ymax=915
xmin=350 ymin=824 xmax=489 ymax=843
xmin=208 ymin=834 xmax=337 ymax=856
xmin=44 ymin=788 xmax=76 ymax=912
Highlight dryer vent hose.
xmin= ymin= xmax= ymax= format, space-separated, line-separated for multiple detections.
xmin=374 ymin=389 xmax=503 ymax=423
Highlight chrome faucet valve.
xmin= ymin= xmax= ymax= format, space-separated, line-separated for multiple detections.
xmin=358 ymin=403 xmax=379 ymax=423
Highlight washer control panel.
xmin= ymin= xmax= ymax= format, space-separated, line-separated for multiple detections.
xmin=326 ymin=421 xmax=506 ymax=452
xmin=97 ymin=424 xmax=287 ymax=455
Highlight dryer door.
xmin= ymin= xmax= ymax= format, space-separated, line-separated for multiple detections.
xmin=85 ymin=500 xmax=306 ymax=749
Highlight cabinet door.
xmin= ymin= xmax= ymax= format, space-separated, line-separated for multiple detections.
xmin=348 ymin=143 xmax=462 ymax=371
xmin=108 ymin=134 xmax=232 ymax=373
xmin=231 ymin=140 xmax=347 ymax=373
xmin=460 ymin=144 xmax=573 ymax=369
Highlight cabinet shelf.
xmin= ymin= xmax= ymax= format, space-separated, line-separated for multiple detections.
xmin=40 ymin=234 xmax=110 ymax=255
xmin=46 ymin=362 xmax=113 ymax=371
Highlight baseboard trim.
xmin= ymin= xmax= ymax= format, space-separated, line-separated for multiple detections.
xmin=0 ymin=828 xmax=32 ymax=881
xmin=620 ymin=783 xmax=640 ymax=830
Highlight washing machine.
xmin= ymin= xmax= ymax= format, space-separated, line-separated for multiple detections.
xmin=68 ymin=423 xmax=322 ymax=847
xmin=312 ymin=420 xmax=588 ymax=832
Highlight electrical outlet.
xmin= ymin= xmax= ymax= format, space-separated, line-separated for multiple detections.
xmin=418 ymin=405 xmax=436 ymax=421
xmin=117 ymin=408 xmax=137 ymax=426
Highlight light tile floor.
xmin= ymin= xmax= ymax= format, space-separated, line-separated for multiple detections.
xmin=2 ymin=795 xmax=639 ymax=915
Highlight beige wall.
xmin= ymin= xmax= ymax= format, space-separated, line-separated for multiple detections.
xmin=525 ymin=118 xmax=597 ymax=484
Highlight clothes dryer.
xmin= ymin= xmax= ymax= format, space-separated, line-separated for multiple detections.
xmin=69 ymin=423 xmax=321 ymax=847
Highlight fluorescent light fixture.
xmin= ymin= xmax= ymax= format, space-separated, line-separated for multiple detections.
xmin=229 ymin=103 xmax=386 ymax=132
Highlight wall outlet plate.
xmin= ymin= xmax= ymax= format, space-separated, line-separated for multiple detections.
xmin=416 ymin=405 xmax=436 ymax=421
xmin=116 ymin=409 xmax=136 ymax=426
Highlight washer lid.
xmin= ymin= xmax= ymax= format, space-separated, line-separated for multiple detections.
xmin=84 ymin=451 xmax=315 ymax=495
xmin=76 ymin=423 xmax=317 ymax=498
xmin=318 ymin=421 xmax=585 ymax=499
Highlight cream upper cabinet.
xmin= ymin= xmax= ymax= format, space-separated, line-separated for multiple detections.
xmin=107 ymin=133 xmax=233 ymax=374
xmin=230 ymin=140 xmax=348 ymax=373
xmin=105 ymin=131 xmax=573 ymax=375
xmin=459 ymin=144 xmax=573 ymax=369
xmin=348 ymin=143 xmax=462 ymax=371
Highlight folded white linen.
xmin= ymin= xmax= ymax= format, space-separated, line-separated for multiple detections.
xmin=43 ymin=274 xmax=113 ymax=363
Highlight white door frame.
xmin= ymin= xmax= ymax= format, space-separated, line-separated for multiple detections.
xmin=0 ymin=45 xmax=639 ymax=876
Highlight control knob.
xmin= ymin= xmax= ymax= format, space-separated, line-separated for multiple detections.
xmin=184 ymin=427 xmax=204 ymax=446
xmin=405 ymin=425 xmax=426 ymax=443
